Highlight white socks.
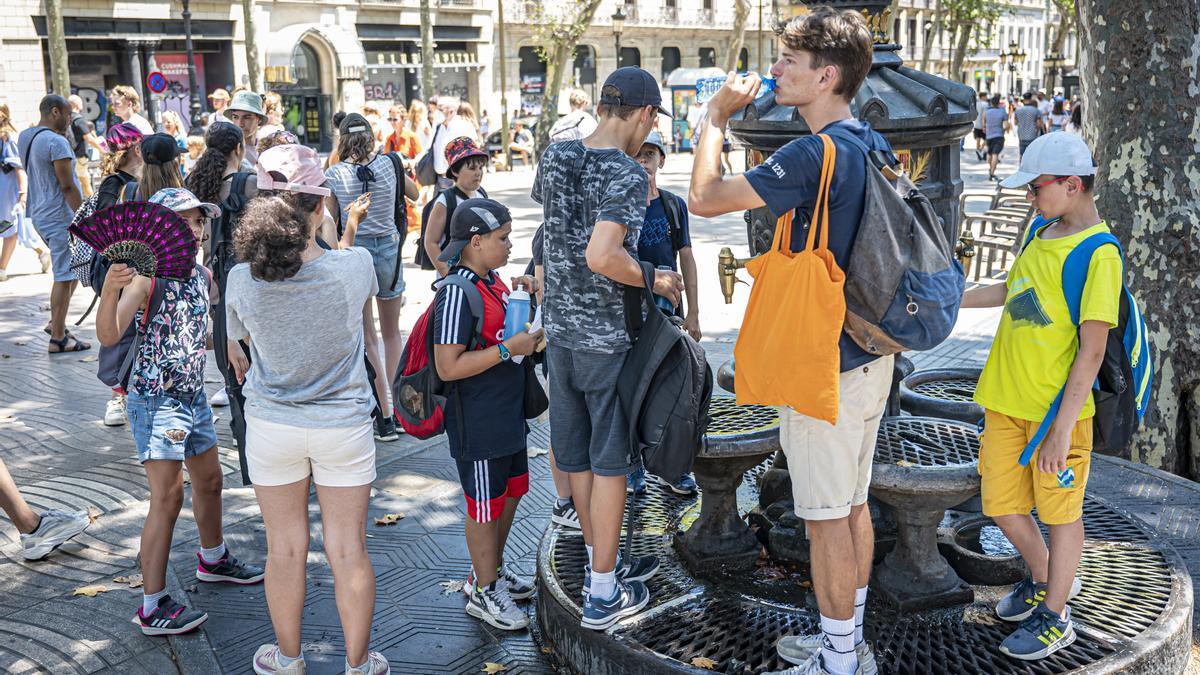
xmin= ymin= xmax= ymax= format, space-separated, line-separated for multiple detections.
xmin=854 ymin=586 xmax=868 ymax=645
xmin=200 ymin=542 xmax=226 ymax=564
xmin=585 ymin=544 xmax=594 ymax=567
xmin=277 ymin=650 xmax=303 ymax=668
xmin=820 ymin=614 xmax=858 ymax=675
xmin=590 ymin=567 xmax=617 ymax=601
xmin=142 ymin=589 xmax=167 ymax=615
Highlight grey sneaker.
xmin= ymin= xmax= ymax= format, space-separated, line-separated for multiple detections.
xmin=104 ymin=394 xmax=127 ymax=426
xmin=583 ymin=551 xmax=661 ymax=594
xmin=776 ymin=634 xmax=877 ymax=672
xmin=21 ymin=509 xmax=90 ymax=560
xmin=500 ymin=563 xmax=535 ymax=600
xmin=253 ymin=644 xmax=306 ymax=674
xmin=345 ymin=651 xmax=390 ymax=675
xmin=764 ymin=649 xmax=834 ymax=675
xmin=465 ymin=581 xmax=529 ymax=630
xmin=551 ymin=498 xmax=582 ymax=529
xmin=999 ymin=604 xmax=1076 ymax=661
xmin=996 ymin=576 xmax=1083 ymax=622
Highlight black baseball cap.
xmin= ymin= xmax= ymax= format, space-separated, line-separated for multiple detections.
xmin=141 ymin=133 xmax=181 ymax=165
xmin=599 ymin=67 xmax=671 ymax=117
xmin=438 ymin=198 xmax=512 ymax=262
xmin=339 ymin=112 xmax=372 ymax=136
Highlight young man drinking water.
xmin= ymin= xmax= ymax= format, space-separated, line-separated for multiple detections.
xmin=533 ymin=67 xmax=683 ymax=630
xmin=689 ymin=8 xmax=892 ymax=675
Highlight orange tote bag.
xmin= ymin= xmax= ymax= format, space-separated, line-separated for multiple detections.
xmin=734 ymin=134 xmax=846 ymax=424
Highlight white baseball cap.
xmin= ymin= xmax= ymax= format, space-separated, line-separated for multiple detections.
xmin=1000 ymin=132 xmax=1096 ymax=189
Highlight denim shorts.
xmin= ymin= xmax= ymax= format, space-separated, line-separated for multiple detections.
xmin=356 ymin=232 xmax=404 ymax=300
xmin=546 ymin=345 xmax=632 ymax=477
xmin=126 ymin=390 xmax=219 ymax=463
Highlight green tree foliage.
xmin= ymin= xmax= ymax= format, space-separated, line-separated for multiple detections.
xmin=526 ymin=0 xmax=605 ymax=155
xmin=942 ymin=0 xmax=1006 ymax=83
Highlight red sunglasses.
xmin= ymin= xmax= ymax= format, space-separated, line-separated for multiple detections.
xmin=1027 ymin=176 xmax=1071 ymax=195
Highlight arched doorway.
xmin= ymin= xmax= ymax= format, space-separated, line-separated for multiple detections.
xmin=573 ymin=45 xmax=598 ymax=103
xmin=271 ymin=40 xmax=334 ymax=152
xmin=699 ymin=47 xmax=716 ymax=68
xmin=661 ymin=47 xmax=681 ymax=80
xmin=518 ymin=46 xmax=547 ymax=116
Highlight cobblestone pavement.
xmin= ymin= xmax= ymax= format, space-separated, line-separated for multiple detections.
xmin=1 ymin=146 xmax=1196 ymax=674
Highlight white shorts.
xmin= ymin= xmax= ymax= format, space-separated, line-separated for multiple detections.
xmin=780 ymin=354 xmax=893 ymax=521
xmin=246 ymin=415 xmax=377 ymax=487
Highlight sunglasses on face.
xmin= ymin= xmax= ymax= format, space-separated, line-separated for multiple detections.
xmin=1027 ymin=176 xmax=1070 ymax=196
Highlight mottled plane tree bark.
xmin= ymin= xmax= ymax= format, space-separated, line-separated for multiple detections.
xmin=1077 ymin=0 xmax=1200 ymax=478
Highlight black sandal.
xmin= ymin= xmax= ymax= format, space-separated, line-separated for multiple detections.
xmin=48 ymin=334 xmax=91 ymax=353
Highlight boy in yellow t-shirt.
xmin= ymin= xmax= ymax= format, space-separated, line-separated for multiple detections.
xmin=962 ymin=132 xmax=1121 ymax=662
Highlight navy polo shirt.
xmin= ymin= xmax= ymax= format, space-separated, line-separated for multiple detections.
xmin=743 ymin=118 xmax=896 ymax=372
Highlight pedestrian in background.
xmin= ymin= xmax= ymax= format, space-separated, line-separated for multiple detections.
xmin=984 ymin=94 xmax=1010 ymax=181
xmin=136 ymin=133 xmax=186 ymax=199
xmin=209 ymin=88 xmax=232 ymax=125
xmin=161 ymin=111 xmax=188 ymax=151
xmin=0 ymin=103 xmax=27 ymax=282
xmin=225 ymin=91 xmax=267 ymax=170
xmin=1013 ymin=93 xmax=1043 ymax=158
xmin=67 ymin=95 xmax=100 ymax=197
xmin=110 ymin=85 xmax=154 ymax=135
xmin=17 ymin=95 xmax=86 ymax=353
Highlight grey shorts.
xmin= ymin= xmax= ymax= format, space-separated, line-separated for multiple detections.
xmin=547 ymin=345 xmax=632 ymax=477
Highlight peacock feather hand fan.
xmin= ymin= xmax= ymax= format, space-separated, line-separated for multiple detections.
xmin=69 ymin=202 xmax=197 ymax=282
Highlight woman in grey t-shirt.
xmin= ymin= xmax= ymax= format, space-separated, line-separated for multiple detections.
xmin=224 ymin=144 xmax=390 ymax=675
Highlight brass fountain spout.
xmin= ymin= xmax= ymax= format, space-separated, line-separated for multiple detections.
xmin=718 ymin=247 xmax=754 ymax=304
xmin=954 ymin=228 xmax=976 ymax=280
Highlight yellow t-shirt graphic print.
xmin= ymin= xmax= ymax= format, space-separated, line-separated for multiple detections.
xmin=974 ymin=221 xmax=1123 ymax=422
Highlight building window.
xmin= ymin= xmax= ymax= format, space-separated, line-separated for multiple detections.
xmin=574 ymin=45 xmax=596 ymax=86
xmin=892 ymin=18 xmax=900 ymax=45
xmin=621 ymin=47 xmax=641 ymax=69
xmin=907 ymin=18 xmax=917 ymax=55
xmin=702 ymin=0 xmax=712 ymax=9
xmin=293 ymin=42 xmax=319 ymax=89
xmin=661 ymin=47 xmax=681 ymax=79
xmin=699 ymin=47 xmax=715 ymax=68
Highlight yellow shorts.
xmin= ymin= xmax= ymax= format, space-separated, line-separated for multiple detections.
xmin=979 ymin=409 xmax=1092 ymax=525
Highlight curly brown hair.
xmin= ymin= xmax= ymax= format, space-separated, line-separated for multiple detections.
xmin=774 ymin=7 xmax=873 ymax=102
xmin=233 ymin=191 xmax=322 ymax=282
xmin=186 ymin=122 xmax=243 ymax=205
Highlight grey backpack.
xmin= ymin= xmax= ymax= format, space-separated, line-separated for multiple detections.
xmin=834 ymin=131 xmax=965 ymax=356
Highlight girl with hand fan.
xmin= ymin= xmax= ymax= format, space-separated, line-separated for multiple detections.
xmin=94 ymin=187 xmax=264 ymax=638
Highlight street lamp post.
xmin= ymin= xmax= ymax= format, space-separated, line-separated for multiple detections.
xmin=498 ymin=0 xmax=512 ymax=171
xmin=1044 ymin=52 xmax=1065 ymax=92
xmin=181 ymin=0 xmax=202 ymax=130
xmin=612 ymin=7 xmax=625 ymax=71
xmin=998 ymin=41 xmax=1027 ymax=97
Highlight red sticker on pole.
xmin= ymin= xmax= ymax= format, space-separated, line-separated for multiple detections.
xmin=147 ymin=71 xmax=168 ymax=94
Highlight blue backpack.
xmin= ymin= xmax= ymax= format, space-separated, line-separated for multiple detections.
xmin=1015 ymin=216 xmax=1153 ymax=464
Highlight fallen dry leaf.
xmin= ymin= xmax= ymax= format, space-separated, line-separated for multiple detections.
xmin=439 ymin=579 xmax=466 ymax=596
xmin=87 ymin=506 xmax=101 ymax=524
xmin=540 ymin=647 xmax=552 ymax=654
xmin=896 ymin=459 xmax=915 ymax=467
xmin=113 ymin=574 xmax=143 ymax=589
xmin=72 ymin=585 xmax=109 ymax=597
xmin=481 ymin=663 xmax=507 ymax=674
xmin=79 ymin=355 xmax=97 ymax=363
xmin=527 ymin=446 xmax=549 ymax=458
xmin=373 ymin=513 xmax=405 ymax=526
xmin=691 ymin=656 xmax=717 ymax=669
xmin=1 ymin=353 xmax=10 ymax=359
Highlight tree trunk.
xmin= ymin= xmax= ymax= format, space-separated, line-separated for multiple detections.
xmin=949 ymin=20 xmax=972 ymax=83
xmin=420 ymin=0 xmax=435 ymax=100
xmin=242 ymin=0 xmax=262 ymax=92
xmin=921 ymin=0 xmax=942 ymax=72
xmin=44 ymin=0 xmax=70 ymax=95
xmin=724 ymin=0 xmax=751 ymax=72
xmin=535 ymin=41 xmax=569 ymax=155
xmin=1078 ymin=0 xmax=1200 ymax=478
xmin=1047 ymin=1 xmax=1073 ymax=88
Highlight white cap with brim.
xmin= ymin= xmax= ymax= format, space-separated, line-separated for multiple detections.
xmin=1000 ymin=132 xmax=1096 ymax=189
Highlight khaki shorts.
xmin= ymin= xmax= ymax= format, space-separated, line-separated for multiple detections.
xmin=780 ymin=355 xmax=893 ymax=521
xmin=979 ymin=409 xmax=1092 ymax=525
xmin=246 ymin=415 xmax=376 ymax=487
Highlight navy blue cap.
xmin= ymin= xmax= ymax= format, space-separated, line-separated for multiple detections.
xmin=439 ymin=198 xmax=512 ymax=262
xmin=600 ymin=67 xmax=671 ymax=117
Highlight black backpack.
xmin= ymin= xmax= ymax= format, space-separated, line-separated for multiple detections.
xmin=657 ymin=188 xmax=688 ymax=256
xmin=211 ymin=171 xmax=253 ymax=287
xmin=617 ymin=261 xmax=713 ymax=481
xmin=416 ymin=185 xmax=487 ymax=270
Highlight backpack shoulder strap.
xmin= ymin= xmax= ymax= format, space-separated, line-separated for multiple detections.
xmin=22 ymin=127 xmax=50 ymax=170
xmin=438 ymin=273 xmax=486 ymax=346
xmin=657 ymin=188 xmax=685 ymax=252
xmin=117 ymin=278 xmax=167 ymax=387
xmin=1020 ymin=215 xmax=1057 ymax=254
xmin=478 ymin=186 xmax=488 ymax=199
xmin=1061 ymin=231 xmax=1123 ymax=326
xmin=225 ymin=172 xmax=252 ymax=212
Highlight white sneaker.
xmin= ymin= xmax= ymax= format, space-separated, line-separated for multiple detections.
xmin=466 ymin=582 xmax=529 ymax=630
xmin=346 ymin=651 xmax=390 ymax=675
xmin=211 ymin=387 xmax=229 ymax=407
xmin=104 ymin=394 xmax=127 ymax=426
xmin=253 ymin=645 xmax=306 ymax=674
xmin=21 ymin=509 xmax=90 ymax=560
xmin=777 ymin=634 xmax=878 ymax=673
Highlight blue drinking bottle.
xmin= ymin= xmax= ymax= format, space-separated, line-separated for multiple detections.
xmin=695 ymin=74 xmax=777 ymax=104
xmin=504 ymin=289 xmax=531 ymax=341
xmin=653 ymin=265 xmax=676 ymax=313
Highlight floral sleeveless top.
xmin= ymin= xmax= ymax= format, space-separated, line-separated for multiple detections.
xmin=130 ymin=267 xmax=209 ymax=396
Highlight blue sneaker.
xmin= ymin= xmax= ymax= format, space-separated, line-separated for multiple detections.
xmin=669 ymin=473 xmax=698 ymax=496
xmin=583 ymin=551 xmax=661 ymax=594
xmin=581 ymin=578 xmax=649 ymax=630
xmin=996 ymin=576 xmax=1083 ymax=622
xmin=626 ymin=467 xmax=647 ymax=495
xmin=999 ymin=604 xmax=1076 ymax=661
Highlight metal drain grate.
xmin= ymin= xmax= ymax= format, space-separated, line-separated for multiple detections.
xmin=911 ymin=378 xmax=978 ymax=403
xmin=875 ymin=417 xmax=979 ymax=466
xmin=707 ymin=397 xmax=779 ymax=437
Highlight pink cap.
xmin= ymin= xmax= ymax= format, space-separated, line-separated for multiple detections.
xmin=256 ymin=144 xmax=331 ymax=197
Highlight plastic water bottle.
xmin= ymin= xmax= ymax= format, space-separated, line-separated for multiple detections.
xmin=504 ymin=289 xmax=531 ymax=341
xmin=695 ymin=75 xmax=777 ymax=104
xmin=653 ymin=265 xmax=676 ymax=313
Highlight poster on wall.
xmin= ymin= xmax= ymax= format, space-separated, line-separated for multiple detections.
xmin=519 ymin=74 xmax=544 ymax=117
xmin=154 ymin=54 xmax=207 ymax=133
